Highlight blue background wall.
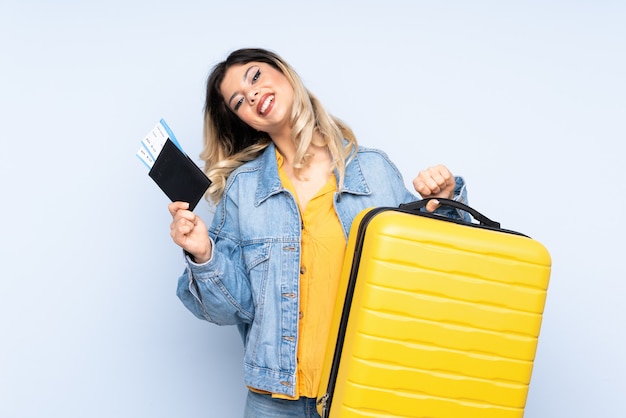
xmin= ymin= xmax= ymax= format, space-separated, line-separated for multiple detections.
xmin=1 ymin=1 xmax=624 ymax=417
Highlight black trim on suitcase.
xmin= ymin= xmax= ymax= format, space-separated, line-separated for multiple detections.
xmin=318 ymin=199 xmax=525 ymax=417
xmin=318 ymin=206 xmax=388 ymax=417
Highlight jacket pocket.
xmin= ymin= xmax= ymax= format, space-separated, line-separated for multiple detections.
xmin=241 ymin=241 xmax=278 ymax=369
xmin=243 ymin=241 xmax=271 ymax=274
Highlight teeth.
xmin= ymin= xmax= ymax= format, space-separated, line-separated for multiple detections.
xmin=260 ymin=95 xmax=274 ymax=114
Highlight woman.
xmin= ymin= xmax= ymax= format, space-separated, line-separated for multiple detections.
xmin=169 ymin=48 xmax=469 ymax=417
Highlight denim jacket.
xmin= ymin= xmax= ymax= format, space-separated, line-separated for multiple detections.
xmin=176 ymin=142 xmax=468 ymax=397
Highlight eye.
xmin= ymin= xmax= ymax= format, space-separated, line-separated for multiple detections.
xmin=252 ymin=69 xmax=260 ymax=83
xmin=233 ymin=97 xmax=244 ymax=111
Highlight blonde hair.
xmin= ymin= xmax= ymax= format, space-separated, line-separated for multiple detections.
xmin=201 ymin=48 xmax=357 ymax=205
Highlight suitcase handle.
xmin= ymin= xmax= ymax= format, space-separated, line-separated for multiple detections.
xmin=399 ymin=198 xmax=501 ymax=228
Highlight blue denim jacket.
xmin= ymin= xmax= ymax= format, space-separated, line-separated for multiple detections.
xmin=177 ymin=142 xmax=468 ymax=397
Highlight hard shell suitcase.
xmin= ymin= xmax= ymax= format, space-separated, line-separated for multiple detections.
xmin=317 ymin=199 xmax=551 ymax=418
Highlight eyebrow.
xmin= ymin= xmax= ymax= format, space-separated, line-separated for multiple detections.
xmin=227 ymin=65 xmax=255 ymax=108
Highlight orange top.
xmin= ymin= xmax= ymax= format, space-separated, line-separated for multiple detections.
xmin=275 ymin=150 xmax=346 ymax=399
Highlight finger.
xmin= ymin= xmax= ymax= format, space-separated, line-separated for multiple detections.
xmin=428 ymin=177 xmax=445 ymax=194
xmin=178 ymin=218 xmax=194 ymax=234
xmin=430 ymin=167 xmax=455 ymax=194
xmin=168 ymin=201 xmax=190 ymax=217
xmin=173 ymin=216 xmax=197 ymax=234
xmin=425 ymin=199 xmax=440 ymax=213
xmin=429 ymin=167 xmax=453 ymax=192
xmin=172 ymin=209 xmax=197 ymax=227
xmin=170 ymin=219 xmax=196 ymax=247
xmin=433 ymin=164 xmax=453 ymax=182
xmin=413 ymin=179 xmax=430 ymax=197
xmin=414 ymin=176 xmax=444 ymax=196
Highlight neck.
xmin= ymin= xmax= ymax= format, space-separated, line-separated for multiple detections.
xmin=272 ymin=132 xmax=328 ymax=167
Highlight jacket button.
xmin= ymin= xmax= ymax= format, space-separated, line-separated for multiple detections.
xmin=300 ymin=266 xmax=307 ymax=274
xmin=280 ymin=381 xmax=292 ymax=387
xmin=299 ymin=311 xmax=304 ymax=320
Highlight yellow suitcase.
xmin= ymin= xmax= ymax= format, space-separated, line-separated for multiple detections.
xmin=317 ymin=199 xmax=551 ymax=418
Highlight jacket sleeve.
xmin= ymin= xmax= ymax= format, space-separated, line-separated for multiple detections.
xmin=175 ymin=194 xmax=255 ymax=326
xmin=374 ymin=149 xmax=470 ymax=222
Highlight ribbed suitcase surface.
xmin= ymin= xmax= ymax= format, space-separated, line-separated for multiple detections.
xmin=317 ymin=202 xmax=551 ymax=418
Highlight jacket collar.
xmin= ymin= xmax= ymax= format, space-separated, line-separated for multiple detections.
xmin=254 ymin=142 xmax=371 ymax=205
xmin=342 ymin=148 xmax=371 ymax=196
xmin=255 ymin=142 xmax=284 ymax=206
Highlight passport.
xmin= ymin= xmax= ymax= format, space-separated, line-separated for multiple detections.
xmin=137 ymin=119 xmax=211 ymax=211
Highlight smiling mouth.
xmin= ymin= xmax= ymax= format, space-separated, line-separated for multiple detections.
xmin=259 ymin=95 xmax=274 ymax=115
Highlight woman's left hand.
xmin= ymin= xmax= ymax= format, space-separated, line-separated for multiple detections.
xmin=412 ymin=164 xmax=456 ymax=212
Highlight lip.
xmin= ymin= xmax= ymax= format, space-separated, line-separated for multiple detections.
xmin=257 ymin=93 xmax=274 ymax=116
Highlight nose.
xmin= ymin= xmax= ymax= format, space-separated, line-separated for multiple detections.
xmin=248 ymin=89 xmax=259 ymax=103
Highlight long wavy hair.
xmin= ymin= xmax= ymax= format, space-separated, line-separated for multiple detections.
xmin=201 ymin=48 xmax=358 ymax=204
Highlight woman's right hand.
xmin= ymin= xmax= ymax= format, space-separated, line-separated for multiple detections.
xmin=168 ymin=201 xmax=212 ymax=263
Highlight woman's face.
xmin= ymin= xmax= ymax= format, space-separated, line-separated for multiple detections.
xmin=220 ymin=61 xmax=294 ymax=137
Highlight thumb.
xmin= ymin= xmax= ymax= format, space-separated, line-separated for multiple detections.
xmin=425 ymin=198 xmax=440 ymax=213
xmin=168 ymin=201 xmax=190 ymax=217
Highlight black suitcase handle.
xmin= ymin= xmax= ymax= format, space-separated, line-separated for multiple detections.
xmin=399 ymin=198 xmax=501 ymax=229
